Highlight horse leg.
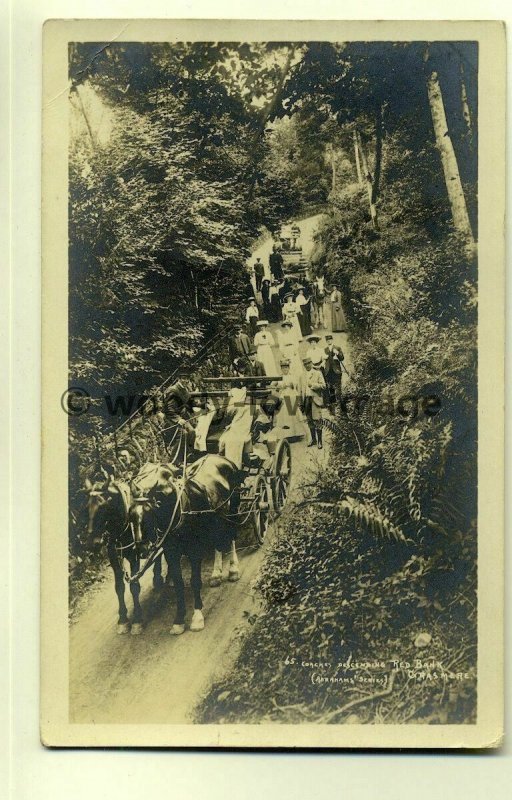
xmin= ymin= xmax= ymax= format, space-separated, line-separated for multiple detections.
xmin=228 ymin=538 xmax=240 ymax=582
xmin=108 ymin=544 xmax=130 ymax=634
xmin=209 ymin=549 xmax=223 ymax=587
xmin=152 ymin=554 xmax=164 ymax=590
xmin=164 ymin=553 xmax=173 ymax=588
xmin=127 ymin=553 xmax=144 ymax=635
xmin=189 ymin=557 xmax=205 ymax=631
xmin=167 ymin=545 xmax=186 ymax=635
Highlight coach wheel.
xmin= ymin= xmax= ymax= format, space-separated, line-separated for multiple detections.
xmin=271 ymin=439 xmax=292 ymax=514
xmin=252 ymin=475 xmax=270 ymax=546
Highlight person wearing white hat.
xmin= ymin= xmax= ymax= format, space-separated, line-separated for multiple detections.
xmin=277 ymin=319 xmax=303 ymax=382
xmin=282 ymin=292 xmax=302 ymax=345
xmin=253 ymin=319 xmax=278 ymax=376
xmin=271 ymin=358 xmax=307 ymax=439
xmin=305 ymin=334 xmax=326 ymax=369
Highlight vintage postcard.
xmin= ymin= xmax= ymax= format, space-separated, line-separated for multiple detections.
xmin=41 ymin=19 xmax=505 ymax=748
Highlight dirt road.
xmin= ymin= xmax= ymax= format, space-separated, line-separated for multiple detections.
xmin=248 ymin=213 xmax=325 ymax=282
xmin=70 ymin=436 xmax=310 ymax=724
xmin=69 ymin=214 xmax=351 ymax=724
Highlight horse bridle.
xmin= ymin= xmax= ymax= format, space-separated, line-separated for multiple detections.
xmin=86 ymin=482 xmax=134 ymax=548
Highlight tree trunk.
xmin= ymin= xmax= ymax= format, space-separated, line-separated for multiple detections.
xmin=426 ymin=69 xmax=474 ymax=243
xmin=72 ymin=84 xmax=96 ymax=150
xmin=371 ymin=104 xmax=383 ymax=206
xmin=460 ymin=60 xmax=472 ymax=134
xmin=353 ymin=130 xmax=363 ymax=183
xmin=356 ymin=130 xmax=378 ymax=229
xmin=190 ymin=268 xmax=199 ymax=309
xmin=328 ymin=143 xmax=337 ymax=192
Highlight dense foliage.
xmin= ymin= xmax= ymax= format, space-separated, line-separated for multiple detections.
xmin=68 ymin=43 xmax=311 ymax=513
xmin=70 ymin=41 xmax=479 ymax=722
xmin=68 ymin=42 xmax=345 ymax=544
xmin=197 ymin=41 xmax=478 ymax=724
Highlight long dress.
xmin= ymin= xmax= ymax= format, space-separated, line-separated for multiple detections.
xmin=277 ymin=328 xmax=303 ymax=383
xmin=253 ymin=329 xmax=278 ymax=376
xmin=296 ymin=293 xmax=312 ymax=337
xmin=218 ymin=387 xmax=253 ymax=469
xmin=282 ymin=300 xmax=302 ymax=345
xmin=269 ymin=285 xmax=282 ymax=323
xmin=261 ymin=281 xmax=271 ymax=319
xmin=269 ymin=252 xmax=284 ymax=282
xmin=193 ymin=401 xmax=218 ymax=453
xmin=330 ymin=289 xmax=347 ymax=332
xmin=272 ymin=373 xmax=307 ymax=439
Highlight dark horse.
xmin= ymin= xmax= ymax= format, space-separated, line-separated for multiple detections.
xmin=84 ymin=469 xmax=166 ymax=635
xmin=132 ymin=455 xmax=240 ymax=634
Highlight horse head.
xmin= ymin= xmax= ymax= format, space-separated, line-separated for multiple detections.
xmin=83 ymin=467 xmax=129 ymax=547
xmin=129 ymin=462 xmax=183 ymax=544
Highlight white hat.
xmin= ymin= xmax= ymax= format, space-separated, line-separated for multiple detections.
xmin=257 ymin=320 xmax=269 ymax=327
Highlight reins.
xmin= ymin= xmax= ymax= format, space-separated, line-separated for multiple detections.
xmin=123 ymin=431 xmax=188 ymax=584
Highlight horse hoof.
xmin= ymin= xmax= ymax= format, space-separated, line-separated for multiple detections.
xmin=117 ymin=622 xmax=130 ymax=635
xmin=228 ymin=570 xmax=240 ymax=582
xmin=131 ymin=622 xmax=143 ymax=636
xmin=170 ymin=624 xmax=185 ymax=636
xmin=190 ymin=610 xmax=205 ymax=632
xmin=209 ymin=576 xmax=222 ymax=587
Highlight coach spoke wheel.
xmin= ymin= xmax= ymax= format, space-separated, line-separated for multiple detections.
xmin=272 ymin=439 xmax=292 ymax=514
xmin=253 ymin=476 xmax=270 ymax=546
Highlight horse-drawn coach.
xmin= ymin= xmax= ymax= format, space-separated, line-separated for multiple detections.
xmin=83 ymin=374 xmax=293 ymax=636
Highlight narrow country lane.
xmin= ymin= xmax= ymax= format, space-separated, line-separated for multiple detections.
xmin=69 ymin=214 xmax=352 ymax=724
xmin=248 ymin=213 xmax=325 ymax=280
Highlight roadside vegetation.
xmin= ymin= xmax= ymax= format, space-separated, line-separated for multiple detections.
xmin=197 ymin=42 xmax=478 ymax=724
xmin=70 ymin=41 xmax=478 ymax=723
xmin=68 ymin=43 xmax=325 ymax=599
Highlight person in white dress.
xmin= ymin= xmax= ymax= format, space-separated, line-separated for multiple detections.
xmin=272 ymin=358 xmax=307 ymax=439
xmin=253 ymin=320 xmax=278 ymax=376
xmin=305 ymin=334 xmax=326 ymax=369
xmin=218 ymin=384 xmax=253 ymax=469
xmin=282 ymin=292 xmax=302 ymax=345
xmin=193 ymin=397 xmax=217 ymax=453
xmin=277 ymin=320 xmax=303 ymax=382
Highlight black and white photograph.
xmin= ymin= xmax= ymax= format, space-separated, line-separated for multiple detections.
xmin=40 ymin=19 xmax=504 ymax=748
